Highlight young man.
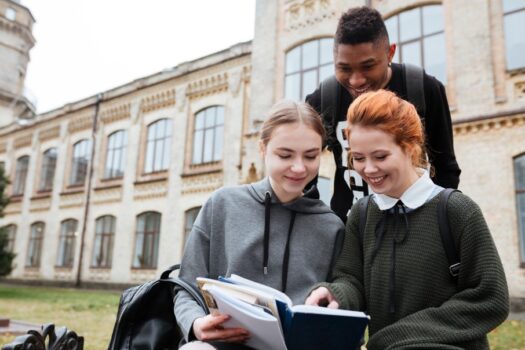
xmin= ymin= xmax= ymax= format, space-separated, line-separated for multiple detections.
xmin=306 ymin=6 xmax=461 ymax=222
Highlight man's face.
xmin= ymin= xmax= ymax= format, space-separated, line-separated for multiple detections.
xmin=334 ymin=41 xmax=395 ymax=98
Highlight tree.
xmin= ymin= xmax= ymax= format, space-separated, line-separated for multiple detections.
xmin=0 ymin=166 xmax=14 ymax=276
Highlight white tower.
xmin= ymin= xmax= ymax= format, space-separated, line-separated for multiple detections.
xmin=0 ymin=0 xmax=35 ymax=127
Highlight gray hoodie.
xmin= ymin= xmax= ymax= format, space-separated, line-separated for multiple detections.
xmin=174 ymin=178 xmax=345 ymax=340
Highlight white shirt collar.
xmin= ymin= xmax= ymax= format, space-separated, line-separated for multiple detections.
xmin=373 ymin=170 xmax=439 ymax=210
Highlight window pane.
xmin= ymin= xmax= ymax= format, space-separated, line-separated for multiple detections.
xmin=400 ymin=8 xmax=421 ymax=42
xmin=423 ymin=5 xmax=443 ymax=35
xmin=285 ymin=73 xmax=301 ymax=101
xmin=205 ymin=108 xmax=216 ymax=128
xmin=302 ymin=70 xmax=318 ymax=101
xmin=424 ymin=34 xmax=447 ymax=84
xmin=515 ymin=156 xmax=525 ymax=189
xmin=518 ymin=193 xmax=525 ymax=263
xmin=385 ymin=16 xmax=398 ymax=43
xmin=203 ymin=129 xmax=214 ymax=163
xmin=144 ymin=140 xmax=154 ymax=173
xmin=14 ymin=156 xmax=29 ymax=195
xmin=302 ymin=40 xmax=319 ymax=70
xmin=154 ymin=140 xmax=164 ymax=171
xmin=214 ymin=125 xmax=224 ymax=161
xmin=503 ymin=0 xmax=525 ymax=13
xmin=401 ymin=41 xmax=422 ymax=67
xmin=319 ymin=38 xmax=333 ymax=65
xmin=319 ymin=64 xmax=333 ymax=82
xmin=195 ymin=112 xmax=205 ymax=130
xmin=286 ymin=46 xmax=301 ymax=74
xmin=193 ymin=130 xmax=203 ymax=164
xmin=504 ymin=11 xmax=525 ymax=70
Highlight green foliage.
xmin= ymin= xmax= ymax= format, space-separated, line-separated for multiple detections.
xmin=0 ymin=166 xmax=13 ymax=276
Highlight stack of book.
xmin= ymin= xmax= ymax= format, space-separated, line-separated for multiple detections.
xmin=197 ymin=275 xmax=369 ymax=350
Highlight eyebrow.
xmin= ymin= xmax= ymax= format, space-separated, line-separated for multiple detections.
xmin=276 ymin=147 xmax=320 ymax=153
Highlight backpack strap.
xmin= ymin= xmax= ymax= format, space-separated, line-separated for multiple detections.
xmin=320 ymin=75 xmax=342 ymax=153
xmin=437 ymin=188 xmax=461 ymax=278
xmin=358 ymin=195 xmax=372 ymax=248
xmin=161 ymin=264 xmax=209 ymax=313
xmin=403 ymin=63 xmax=426 ymax=122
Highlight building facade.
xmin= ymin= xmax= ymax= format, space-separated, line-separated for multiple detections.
xmin=0 ymin=0 xmax=524 ymax=308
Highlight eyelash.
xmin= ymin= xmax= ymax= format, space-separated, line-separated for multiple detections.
xmin=278 ymin=155 xmax=317 ymax=160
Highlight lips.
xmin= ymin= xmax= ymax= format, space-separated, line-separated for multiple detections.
xmin=367 ymin=175 xmax=385 ymax=185
xmin=285 ymin=176 xmax=307 ymax=183
xmin=350 ymin=85 xmax=371 ymax=96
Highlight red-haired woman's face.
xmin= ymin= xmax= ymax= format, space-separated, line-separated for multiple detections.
xmin=348 ymin=125 xmax=418 ymax=198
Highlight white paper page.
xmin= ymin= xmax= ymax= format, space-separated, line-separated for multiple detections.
xmin=291 ymin=304 xmax=370 ymax=319
xmin=208 ymin=286 xmax=288 ymax=350
xmin=228 ymin=274 xmax=293 ymax=306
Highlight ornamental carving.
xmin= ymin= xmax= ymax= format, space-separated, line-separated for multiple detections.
xmin=93 ymin=186 xmax=123 ymax=204
xmin=284 ymin=0 xmax=335 ymax=31
xmin=181 ymin=172 xmax=223 ymax=195
xmin=454 ymin=115 xmax=525 ymax=135
xmin=133 ymin=179 xmax=168 ymax=201
xmin=516 ymin=81 xmax=525 ymax=100
xmin=29 ymin=197 xmax=52 ymax=212
xmin=140 ymin=89 xmax=176 ymax=113
xmin=67 ymin=114 xmax=93 ymax=133
xmin=39 ymin=126 xmax=60 ymax=142
xmin=176 ymin=86 xmax=187 ymax=112
xmin=14 ymin=134 xmax=32 ymax=149
xmin=186 ymin=73 xmax=229 ymax=100
xmin=59 ymin=192 xmax=84 ymax=209
xmin=100 ymin=103 xmax=131 ymax=124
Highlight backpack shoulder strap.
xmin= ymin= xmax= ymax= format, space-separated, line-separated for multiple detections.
xmin=403 ymin=63 xmax=426 ymax=121
xmin=358 ymin=195 xmax=372 ymax=247
xmin=437 ymin=188 xmax=461 ymax=278
xmin=320 ymin=75 xmax=341 ymax=152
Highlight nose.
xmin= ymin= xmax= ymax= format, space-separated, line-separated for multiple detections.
xmin=291 ymin=159 xmax=306 ymax=173
xmin=349 ymin=72 xmax=366 ymax=88
xmin=363 ymin=159 xmax=377 ymax=174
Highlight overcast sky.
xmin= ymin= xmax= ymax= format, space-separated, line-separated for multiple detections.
xmin=21 ymin=0 xmax=256 ymax=113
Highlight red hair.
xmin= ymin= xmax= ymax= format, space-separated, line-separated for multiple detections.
xmin=345 ymin=89 xmax=428 ymax=169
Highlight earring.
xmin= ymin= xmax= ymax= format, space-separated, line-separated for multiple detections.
xmin=388 ymin=61 xmax=392 ymax=67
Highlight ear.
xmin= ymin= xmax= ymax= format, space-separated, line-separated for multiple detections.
xmin=387 ymin=43 xmax=396 ymax=63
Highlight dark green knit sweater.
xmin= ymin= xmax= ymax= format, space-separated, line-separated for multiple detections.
xmin=317 ymin=192 xmax=509 ymax=350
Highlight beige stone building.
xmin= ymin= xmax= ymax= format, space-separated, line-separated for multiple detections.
xmin=0 ymin=0 xmax=524 ymax=309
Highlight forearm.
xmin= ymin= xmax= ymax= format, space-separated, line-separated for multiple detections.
xmin=174 ymin=289 xmax=207 ymax=341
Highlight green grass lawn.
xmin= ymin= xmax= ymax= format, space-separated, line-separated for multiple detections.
xmin=0 ymin=283 xmax=524 ymax=350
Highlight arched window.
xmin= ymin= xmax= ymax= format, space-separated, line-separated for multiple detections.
xmin=56 ymin=219 xmax=78 ymax=267
xmin=91 ymin=215 xmax=116 ymax=268
xmin=192 ymin=106 xmax=224 ymax=164
xmin=144 ymin=119 xmax=172 ymax=173
xmin=70 ymin=139 xmax=91 ymax=185
xmin=514 ymin=154 xmax=525 ymax=264
xmin=503 ymin=0 xmax=525 ymax=70
xmin=104 ymin=130 xmax=127 ymax=179
xmin=26 ymin=222 xmax=44 ymax=267
xmin=39 ymin=148 xmax=57 ymax=191
xmin=13 ymin=156 xmax=29 ymax=195
xmin=284 ymin=38 xmax=334 ymax=101
xmin=385 ymin=5 xmax=447 ymax=84
xmin=183 ymin=207 xmax=201 ymax=247
xmin=133 ymin=212 xmax=161 ymax=268
xmin=3 ymin=224 xmax=17 ymax=253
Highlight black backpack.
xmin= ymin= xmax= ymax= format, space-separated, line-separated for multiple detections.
xmin=357 ymin=188 xmax=461 ymax=279
xmin=108 ymin=265 xmax=208 ymax=350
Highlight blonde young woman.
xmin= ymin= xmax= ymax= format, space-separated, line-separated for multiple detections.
xmin=175 ymin=100 xmax=345 ymax=350
xmin=306 ymin=90 xmax=509 ymax=350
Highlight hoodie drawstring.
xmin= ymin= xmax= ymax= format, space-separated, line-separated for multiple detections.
xmin=263 ymin=191 xmax=271 ymax=275
xmin=262 ymin=191 xmax=297 ymax=293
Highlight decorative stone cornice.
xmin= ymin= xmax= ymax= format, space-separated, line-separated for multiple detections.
xmin=0 ymin=16 xmax=35 ymax=47
xmin=14 ymin=133 xmax=32 ymax=148
xmin=133 ymin=179 xmax=168 ymax=201
xmin=68 ymin=114 xmax=93 ymax=133
xmin=454 ymin=113 xmax=525 ymax=135
xmin=284 ymin=0 xmax=336 ymax=31
xmin=29 ymin=196 xmax=51 ymax=212
xmin=93 ymin=186 xmax=123 ymax=204
xmin=59 ymin=192 xmax=84 ymax=209
xmin=186 ymin=73 xmax=229 ymax=100
xmin=101 ymin=103 xmax=131 ymax=124
xmin=181 ymin=171 xmax=223 ymax=195
xmin=140 ymin=89 xmax=176 ymax=113
xmin=39 ymin=125 xmax=60 ymax=142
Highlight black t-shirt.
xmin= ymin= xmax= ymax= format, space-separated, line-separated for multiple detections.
xmin=306 ymin=63 xmax=461 ymax=222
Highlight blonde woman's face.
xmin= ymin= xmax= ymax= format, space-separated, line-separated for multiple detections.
xmin=260 ymin=123 xmax=322 ymax=203
xmin=348 ymin=125 xmax=418 ymax=198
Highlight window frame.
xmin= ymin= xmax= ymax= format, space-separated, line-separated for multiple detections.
xmin=514 ymin=153 xmax=525 ymax=266
xmin=183 ymin=207 xmax=201 ymax=249
xmin=143 ymin=119 xmax=172 ymax=174
xmin=39 ymin=148 xmax=58 ymax=192
xmin=56 ymin=219 xmax=78 ymax=268
xmin=191 ymin=106 xmax=225 ymax=165
xmin=502 ymin=0 xmax=525 ymax=71
xmin=104 ymin=130 xmax=127 ymax=179
xmin=69 ymin=139 xmax=91 ymax=187
xmin=91 ymin=215 xmax=116 ymax=268
xmin=3 ymin=224 xmax=17 ymax=253
xmin=26 ymin=222 xmax=44 ymax=268
xmin=132 ymin=211 xmax=161 ymax=269
xmin=13 ymin=155 xmax=29 ymax=196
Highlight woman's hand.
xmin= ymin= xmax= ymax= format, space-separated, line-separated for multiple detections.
xmin=192 ymin=313 xmax=250 ymax=343
xmin=305 ymin=287 xmax=339 ymax=309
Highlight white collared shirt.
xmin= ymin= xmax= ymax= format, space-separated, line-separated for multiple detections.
xmin=373 ymin=170 xmax=442 ymax=211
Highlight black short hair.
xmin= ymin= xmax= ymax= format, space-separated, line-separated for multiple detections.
xmin=335 ymin=6 xmax=389 ymax=46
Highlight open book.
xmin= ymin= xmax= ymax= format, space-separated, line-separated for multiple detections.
xmin=197 ymin=275 xmax=369 ymax=350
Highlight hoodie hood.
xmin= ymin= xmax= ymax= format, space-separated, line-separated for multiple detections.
xmin=248 ymin=177 xmax=334 ymax=214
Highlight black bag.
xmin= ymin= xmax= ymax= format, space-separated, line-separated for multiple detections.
xmin=108 ymin=264 xmax=208 ymax=350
